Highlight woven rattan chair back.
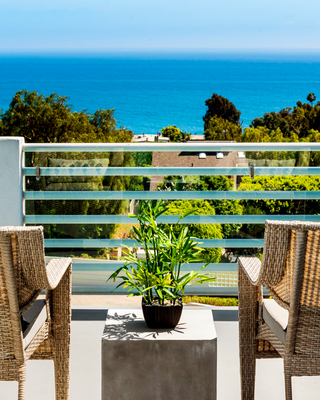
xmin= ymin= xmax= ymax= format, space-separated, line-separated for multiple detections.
xmin=248 ymin=221 xmax=320 ymax=308
xmin=0 ymin=226 xmax=72 ymax=400
xmin=238 ymin=220 xmax=320 ymax=400
xmin=0 ymin=227 xmax=46 ymax=308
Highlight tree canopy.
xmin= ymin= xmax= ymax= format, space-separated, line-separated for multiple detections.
xmin=0 ymin=90 xmax=132 ymax=144
xmin=238 ymin=175 xmax=320 ymax=215
xmin=238 ymin=175 xmax=320 ymax=240
xmin=204 ymin=116 xmax=242 ymax=141
xmin=203 ymin=93 xmax=241 ymax=130
xmin=157 ymin=175 xmax=243 ymax=239
xmin=191 ymin=176 xmax=243 ymax=238
xmin=160 ymin=126 xmax=191 ymax=142
xmin=307 ymin=92 xmax=316 ymax=105
xmin=250 ymin=95 xmax=320 ymax=140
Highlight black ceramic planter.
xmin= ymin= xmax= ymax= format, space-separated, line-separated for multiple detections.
xmin=142 ymin=298 xmax=183 ymax=329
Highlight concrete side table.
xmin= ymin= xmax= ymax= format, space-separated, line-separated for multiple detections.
xmin=101 ymin=309 xmax=217 ymax=400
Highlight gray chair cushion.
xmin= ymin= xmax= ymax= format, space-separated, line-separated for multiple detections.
xmin=262 ymin=299 xmax=289 ymax=344
xmin=21 ymin=299 xmax=47 ymax=349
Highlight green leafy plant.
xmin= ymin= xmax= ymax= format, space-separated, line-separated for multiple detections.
xmin=108 ymin=200 xmax=215 ymax=305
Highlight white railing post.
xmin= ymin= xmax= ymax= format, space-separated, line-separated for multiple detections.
xmin=0 ymin=137 xmax=25 ymax=226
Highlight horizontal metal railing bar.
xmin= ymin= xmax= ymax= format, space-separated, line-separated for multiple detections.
xmin=24 ymin=190 xmax=320 ymax=201
xmin=71 ymin=286 xmax=239 ymax=295
xmin=25 ymin=214 xmax=320 ymax=224
xmin=44 ymin=238 xmax=264 ymax=248
xmin=23 ymin=166 xmax=320 ymax=177
xmin=71 ymin=262 xmax=238 ymax=272
xmin=23 ymin=142 xmax=320 ymax=152
xmin=24 ymin=166 xmax=248 ymax=176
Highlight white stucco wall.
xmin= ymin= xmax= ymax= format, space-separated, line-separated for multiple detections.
xmin=0 ymin=137 xmax=25 ymax=226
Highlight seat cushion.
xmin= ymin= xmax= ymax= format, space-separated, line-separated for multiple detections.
xmin=262 ymin=299 xmax=289 ymax=344
xmin=21 ymin=299 xmax=47 ymax=349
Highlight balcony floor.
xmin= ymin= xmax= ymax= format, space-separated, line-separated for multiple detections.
xmin=1 ymin=298 xmax=320 ymax=399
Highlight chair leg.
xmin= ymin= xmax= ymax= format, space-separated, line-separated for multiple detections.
xmin=238 ymin=265 xmax=258 ymax=400
xmin=54 ymin=340 xmax=70 ymax=400
xmin=18 ymin=366 xmax=26 ymax=400
xmin=284 ymin=373 xmax=292 ymax=400
xmin=51 ymin=266 xmax=72 ymax=400
xmin=239 ymin=345 xmax=256 ymax=400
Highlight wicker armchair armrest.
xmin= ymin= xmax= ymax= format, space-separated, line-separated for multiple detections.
xmin=45 ymin=258 xmax=72 ymax=290
xmin=238 ymin=257 xmax=262 ymax=285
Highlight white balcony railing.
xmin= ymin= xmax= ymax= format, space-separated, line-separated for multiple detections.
xmin=1 ymin=137 xmax=320 ymax=295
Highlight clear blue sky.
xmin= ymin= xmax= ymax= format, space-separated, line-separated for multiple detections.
xmin=1 ymin=0 xmax=320 ymax=52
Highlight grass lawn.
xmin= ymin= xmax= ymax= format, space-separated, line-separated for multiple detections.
xmin=183 ymin=296 xmax=238 ymax=306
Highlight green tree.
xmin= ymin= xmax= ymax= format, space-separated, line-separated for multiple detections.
xmin=305 ymin=129 xmax=320 ymax=166
xmin=156 ymin=175 xmax=195 ymax=192
xmin=241 ymin=126 xmax=292 ymax=143
xmin=250 ymin=95 xmax=320 ymax=140
xmin=250 ymin=111 xmax=291 ymax=137
xmin=0 ymin=90 xmax=125 ymax=143
xmin=164 ymin=200 xmax=223 ymax=263
xmin=158 ymin=175 xmax=243 ymax=239
xmin=234 ymin=175 xmax=320 ymax=257
xmin=0 ymin=90 xmax=137 ymax=254
xmin=160 ymin=126 xmax=191 ymax=142
xmin=238 ymin=175 xmax=320 ymax=238
xmin=132 ymin=152 xmax=152 ymax=167
xmin=289 ymin=101 xmax=319 ymax=137
xmin=192 ymin=176 xmax=243 ymax=238
xmin=204 ymin=116 xmax=242 ymax=141
xmin=307 ymin=92 xmax=316 ymax=105
xmin=193 ymin=175 xmax=233 ymax=192
xmin=203 ymin=93 xmax=241 ymax=130
xmin=241 ymin=127 xmax=298 ymax=165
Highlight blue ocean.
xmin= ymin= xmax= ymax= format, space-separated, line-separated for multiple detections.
xmin=1 ymin=51 xmax=320 ymax=135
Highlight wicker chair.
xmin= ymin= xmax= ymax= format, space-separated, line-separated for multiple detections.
xmin=238 ymin=220 xmax=320 ymax=400
xmin=0 ymin=226 xmax=72 ymax=399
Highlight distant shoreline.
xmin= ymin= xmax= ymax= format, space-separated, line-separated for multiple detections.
xmin=1 ymin=49 xmax=320 ymax=62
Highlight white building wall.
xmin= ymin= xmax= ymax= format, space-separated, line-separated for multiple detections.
xmin=0 ymin=137 xmax=25 ymax=226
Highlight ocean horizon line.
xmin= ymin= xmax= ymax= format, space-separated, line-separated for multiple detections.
xmin=1 ymin=49 xmax=320 ymax=62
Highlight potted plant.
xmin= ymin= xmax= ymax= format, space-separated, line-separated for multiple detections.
xmin=108 ymin=200 xmax=215 ymax=329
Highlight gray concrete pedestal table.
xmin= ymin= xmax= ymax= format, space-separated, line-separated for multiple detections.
xmin=101 ymin=308 xmax=217 ymax=400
